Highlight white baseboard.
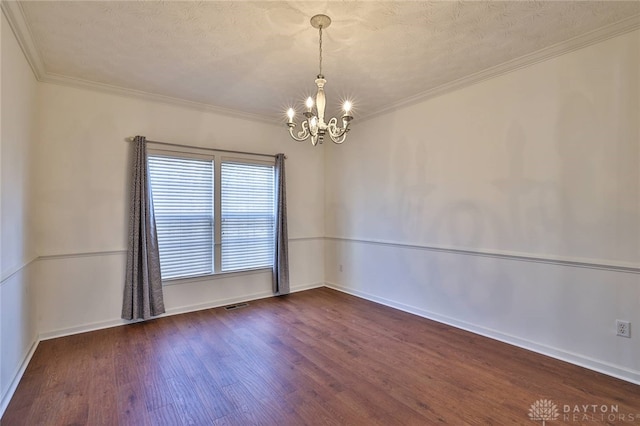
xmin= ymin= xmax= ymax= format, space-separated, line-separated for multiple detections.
xmin=161 ymin=281 xmax=322 ymax=318
xmin=38 ymin=318 xmax=131 ymax=341
xmin=0 ymin=338 xmax=39 ymax=418
xmin=290 ymin=281 xmax=325 ymax=293
xmin=325 ymin=282 xmax=640 ymax=386
xmin=39 ymin=281 xmax=324 ymax=341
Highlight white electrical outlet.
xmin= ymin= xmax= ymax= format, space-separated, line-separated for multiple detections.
xmin=616 ymin=320 xmax=631 ymax=338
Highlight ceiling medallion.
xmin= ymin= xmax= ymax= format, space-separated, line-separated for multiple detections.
xmin=286 ymin=15 xmax=354 ymax=146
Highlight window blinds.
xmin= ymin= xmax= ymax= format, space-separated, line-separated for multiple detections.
xmin=221 ymin=162 xmax=275 ymax=272
xmin=148 ymin=155 xmax=214 ymax=279
xmin=148 ymin=154 xmax=275 ymax=281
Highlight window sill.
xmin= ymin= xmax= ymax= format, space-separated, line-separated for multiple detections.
xmin=161 ymin=267 xmax=272 ymax=286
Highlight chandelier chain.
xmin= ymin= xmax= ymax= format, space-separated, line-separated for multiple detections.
xmin=319 ymin=26 xmax=323 ymax=76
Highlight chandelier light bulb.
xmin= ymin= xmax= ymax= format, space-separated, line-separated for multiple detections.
xmin=285 ymin=14 xmax=354 ymax=146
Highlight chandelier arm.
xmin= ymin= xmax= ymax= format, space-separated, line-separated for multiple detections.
xmin=288 ymin=121 xmax=311 ymax=142
xmin=330 ymin=132 xmax=347 ymax=144
xmin=327 ymin=117 xmax=347 ymax=138
xmin=297 ymin=120 xmax=312 ymax=140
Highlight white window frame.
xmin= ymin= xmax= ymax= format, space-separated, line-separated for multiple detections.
xmin=148 ymin=145 xmax=276 ymax=285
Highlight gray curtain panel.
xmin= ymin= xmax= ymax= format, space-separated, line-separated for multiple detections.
xmin=273 ymin=153 xmax=290 ymax=295
xmin=122 ymin=135 xmax=165 ymax=320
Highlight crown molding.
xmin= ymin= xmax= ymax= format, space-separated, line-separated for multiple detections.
xmin=4 ymin=1 xmax=639 ymax=124
xmin=359 ymin=13 xmax=640 ymax=122
xmin=1 ymin=0 xmax=277 ymax=125
xmin=1 ymin=0 xmax=46 ymax=79
xmin=41 ymin=72 xmax=277 ymax=125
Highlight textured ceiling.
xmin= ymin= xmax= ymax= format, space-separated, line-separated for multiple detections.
xmin=8 ymin=1 xmax=640 ymax=122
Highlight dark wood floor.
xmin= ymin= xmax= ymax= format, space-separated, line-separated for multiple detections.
xmin=3 ymin=287 xmax=639 ymax=425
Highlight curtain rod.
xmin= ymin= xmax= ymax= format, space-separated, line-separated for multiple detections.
xmin=126 ymin=137 xmax=285 ymax=159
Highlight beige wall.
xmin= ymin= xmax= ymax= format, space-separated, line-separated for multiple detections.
xmin=1 ymin=9 xmax=325 ymax=409
xmin=325 ymin=29 xmax=640 ymax=383
xmin=31 ymin=82 xmax=325 ymax=337
xmin=0 ymin=12 xmax=38 ymax=413
xmin=2 ymin=15 xmax=639 ymax=416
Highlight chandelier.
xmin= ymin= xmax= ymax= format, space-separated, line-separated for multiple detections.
xmin=286 ymin=14 xmax=353 ymax=146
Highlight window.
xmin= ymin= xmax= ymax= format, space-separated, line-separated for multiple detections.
xmin=148 ymin=155 xmax=213 ymax=279
xmin=148 ymin=149 xmax=275 ymax=281
xmin=221 ymin=162 xmax=275 ymax=272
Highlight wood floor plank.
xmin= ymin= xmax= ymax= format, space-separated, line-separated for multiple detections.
xmin=147 ymin=403 xmax=182 ymax=426
xmin=139 ymin=369 xmax=174 ymax=413
xmin=84 ymin=329 xmax=119 ymax=425
xmin=116 ymin=381 xmax=153 ymax=426
xmin=165 ymin=374 xmax=216 ymax=425
xmin=259 ymin=299 xmax=468 ymax=423
xmin=3 ymin=287 xmax=640 ymax=425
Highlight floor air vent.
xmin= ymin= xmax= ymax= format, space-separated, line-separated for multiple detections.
xmin=224 ymin=302 xmax=249 ymax=311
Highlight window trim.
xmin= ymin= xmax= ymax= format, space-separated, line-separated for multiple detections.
xmin=161 ymin=266 xmax=271 ymax=287
xmin=148 ymin=144 xmax=276 ymax=284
